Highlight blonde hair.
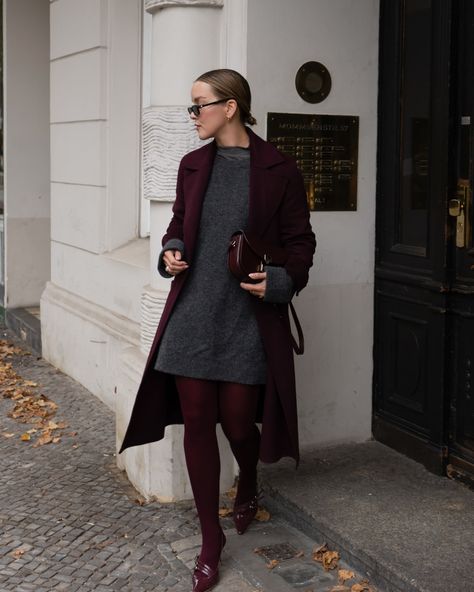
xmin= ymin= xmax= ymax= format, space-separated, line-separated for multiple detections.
xmin=195 ymin=69 xmax=257 ymax=126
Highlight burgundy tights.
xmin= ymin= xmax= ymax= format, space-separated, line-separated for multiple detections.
xmin=175 ymin=376 xmax=261 ymax=568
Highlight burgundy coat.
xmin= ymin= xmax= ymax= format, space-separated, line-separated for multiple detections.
xmin=118 ymin=127 xmax=316 ymax=466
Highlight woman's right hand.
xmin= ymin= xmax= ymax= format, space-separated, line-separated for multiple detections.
xmin=162 ymin=249 xmax=189 ymax=276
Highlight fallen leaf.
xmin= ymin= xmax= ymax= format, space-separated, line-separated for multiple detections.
xmin=23 ymin=380 xmax=38 ymax=387
xmin=351 ymin=582 xmax=371 ymax=592
xmin=2 ymin=433 xmax=15 ymax=438
xmin=312 ymin=543 xmax=340 ymax=571
xmin=255 ymin=508 xmax=271 ymax=522
xmin=10 ymin=547 xmax=26 ymax=559
xmin=266 ymin=559 xmax=279 ymax=570
xmin=218 ymin=507 xmax=233 ymax=517
xmin=33 ymin=431 xmax=53 ymax=447
xmin=52 ymin=437 xmax=61 ymax=444
xmin=20 ymin=433 xmax=31 ymax=441
xmin=0 ymin=341 xmax=27 ymax=357
xmin=330 ymin=586 xmax=350 ymax=592
xmin=26 ymin=428 xmax=37 ymax=434
xmin=322 ymin=550 xmax=340 ymax=571
xmin=338 ymin=569 xmax=356 ymax=584
xmin=312 ymin=542 xmax=328 ymax=561
xmin=226 ymin=486 xmax=237 ymax=500
xmin=295 ymin=550 xmax=305 ymax=558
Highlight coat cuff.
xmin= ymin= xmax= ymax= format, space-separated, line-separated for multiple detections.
xmin=263 ymin=265 xmax=295 ymax=303
xmin=157 ymin=238 xmax=185 ymax=278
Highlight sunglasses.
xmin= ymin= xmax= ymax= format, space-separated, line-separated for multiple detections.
xmin=187 ymin=98 xmax=234 ymax=117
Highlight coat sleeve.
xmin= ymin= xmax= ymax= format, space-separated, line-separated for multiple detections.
xmin=162 ymin=160 xmax=186 ymax=247
xmin=279 ymin=163 xmax=316 ymax=294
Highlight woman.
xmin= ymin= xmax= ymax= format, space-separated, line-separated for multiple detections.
xmin=119 ymin=69 xmax=316 ymax=592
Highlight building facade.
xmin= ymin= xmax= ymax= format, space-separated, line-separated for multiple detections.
xmin=2 ymin=0 xmax=473 ymax=499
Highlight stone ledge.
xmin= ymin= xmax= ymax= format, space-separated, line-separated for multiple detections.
xmin=5 ymin=307 xmax=42 ymax=355
xmin=145 ymin=0 xmax=223 ymax=14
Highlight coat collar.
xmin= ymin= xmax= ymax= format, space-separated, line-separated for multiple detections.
xmin=181 ymin=127 xmax=288 ymax=249
xmin=183 ymin=126 xmax=286 ymax=170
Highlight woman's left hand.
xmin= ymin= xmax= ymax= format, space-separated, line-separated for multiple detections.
xmin=240 ymin=272 xmax=266 ymax=299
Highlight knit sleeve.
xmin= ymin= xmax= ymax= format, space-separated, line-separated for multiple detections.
xmin=263 ymin=265 xmax=295 ymax=303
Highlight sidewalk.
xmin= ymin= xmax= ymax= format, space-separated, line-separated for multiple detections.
xmin=0 ymin=326 xmax=378 ymax=592
xmin=260 ymin=440 xmax=474 ymax=592
xmin=1 ymin=324 xmax=471 ymax=592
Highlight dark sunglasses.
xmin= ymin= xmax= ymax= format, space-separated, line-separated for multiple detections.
xmin=187 ymin=98 xmax=234 ymax=117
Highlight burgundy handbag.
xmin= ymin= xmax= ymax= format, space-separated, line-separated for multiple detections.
xmin=227 ymin=230 xmax=305 ymax=355
xmin=227 ymin=230 xmax=286 ymax=282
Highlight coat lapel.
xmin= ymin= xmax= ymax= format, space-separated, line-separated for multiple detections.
xmin=182 ymin=128 xmax=288 ymax=257
xmin=246 ymin=128 xmax=288 ymax=237
xmin=182 ymin=140 xmax=216 ymax=262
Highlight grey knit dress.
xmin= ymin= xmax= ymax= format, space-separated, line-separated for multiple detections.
xmin=154 ymin=145 xmax=268 ymax=384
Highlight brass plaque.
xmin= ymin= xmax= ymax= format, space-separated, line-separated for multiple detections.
xmin=267 ymin=113 xmax=359 ymax=211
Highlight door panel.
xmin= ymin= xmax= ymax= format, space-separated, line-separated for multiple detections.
xmin=374 ymin=0 xmax=452 ymax=473
xmin=446 ymin=0 xmax=474 ymax=477
xmin=375 ymin=0 xmax=474 ymax=483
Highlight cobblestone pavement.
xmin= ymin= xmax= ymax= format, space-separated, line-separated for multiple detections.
xmin=0 ymin=326 xmax=206 ymax=592
xmin=0 ymin=326 xmax=380 ymax=592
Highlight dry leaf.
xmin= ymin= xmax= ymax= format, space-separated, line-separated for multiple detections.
xmin=351 ymin=583 xmax=371 ymax=592
xmin=255 ymin=508 xmax=270 ymax=522
xmin=52 ymin=437 xmax=61 ymax=444
xmin=20 ymin=433 xmax=31 ymax=441
xmin=10 ymin=548 xmax=26 ymax=559
xmin=266 ymin=559 xmax=279 ymax=570
xmin=322 ymin=550 xmax=340 ymax=571
xmin=330 ymin=586 xmax=351 ymax=592
xmin=312 ymin=543 xmax=340 ymax=571
xmin=23 ymin=380 xmax=38 ymax=387
xmin=218 ymin=507 xmax=233 ymax=517
xmin=338 ymin=569 xmax=356 ymax=584
xmin=33 ymin=431 xmax=53 ymax=447
xmin=2 ymin=433 xmax=15 ymax=438
xmin=312 ymin=543 xmax=328 ymax=561
xmin=226 ymin=486 xmax=237 ymax=500
xmin=295 ymin=550 xmax=305 ymax=558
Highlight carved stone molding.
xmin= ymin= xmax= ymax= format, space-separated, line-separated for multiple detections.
xmin=140 ymin=285 xmax=169 ymax=353
xmin=142 ymin=106 xmax=210 ymax=201
xmin=145 ymin=0 xmax=223 ymax=14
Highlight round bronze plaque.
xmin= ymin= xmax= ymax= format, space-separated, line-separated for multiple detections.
xmin=295 ymin=61 xmax=331 ymax=103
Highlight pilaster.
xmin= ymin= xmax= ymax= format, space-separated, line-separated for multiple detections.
xmin=118 ymin=0 xmax=236 ymax=500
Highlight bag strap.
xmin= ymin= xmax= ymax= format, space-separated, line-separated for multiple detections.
xmin=288 ymin=301 xmax=304 ymax=355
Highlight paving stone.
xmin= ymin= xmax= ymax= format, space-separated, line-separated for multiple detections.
xmin=0 ymin=326 xmax=381 ymax=592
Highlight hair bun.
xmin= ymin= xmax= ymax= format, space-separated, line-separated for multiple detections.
xmin=246 ymin=114 xmax=257 ymax=126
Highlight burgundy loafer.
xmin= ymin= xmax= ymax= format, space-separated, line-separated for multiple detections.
xmin=233 ymin=493 xmax=260 ymax=535
xmin=192 ymin=557 xmax=219 ymax=592
xmin=192 ymin=531 xmax=226 ymax=592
